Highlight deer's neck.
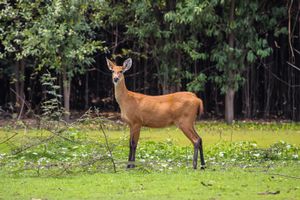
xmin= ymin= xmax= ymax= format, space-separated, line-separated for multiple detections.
xmin=114 ymin=78 xmax=129 ymax=106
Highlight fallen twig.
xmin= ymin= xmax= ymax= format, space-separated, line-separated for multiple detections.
xmin=12 ymin=136 xmax=55 ymax=155
xmin=246 ymin=169 xmax=300 ymax=180
xmin=267 ymin=173 xmax=300 ymax=180
xmin=257 ymin=190 xmax=280 ymax=195
xmin=0 ymin=132 xmax=19 ymax=145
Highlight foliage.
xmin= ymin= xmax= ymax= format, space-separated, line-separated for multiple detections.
xmin=0 ymin=0 xmax=34 ymax=60
xmin=186 ymin=72 xmax=207 ymax=92
xmin=20 ymin=0 xmax=106 ymax=73
xmin=40 ymin=71 xmax=63 ymax=120
xmin=123 ymin=0 xmax=287 ymax=95
xmin=0 ymin=0 xmax=108 ymax=118
xmin=0 ymin=0 xmax=298 ymax=121
xmin=208 ymin=1 xmax=279 ymax=93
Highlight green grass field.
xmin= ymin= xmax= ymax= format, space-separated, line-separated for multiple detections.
xmin=0 ymin=121 xmax=299 ymax=199
xmin=1 ymin=165 xmax=299 ymax=200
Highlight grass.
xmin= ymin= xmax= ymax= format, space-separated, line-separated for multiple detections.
xmin=0 ymin=121 xmax=300 ymax=199
xmin=0 ymin=165 xmax=299 ymax=200
xmin=1 ymin=121 xmax=300 ymax=148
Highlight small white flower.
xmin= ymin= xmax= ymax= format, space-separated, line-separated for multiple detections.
xmin=209 ymin=157 xmax=215 ymax=161
xmin=38 ymin=157 xmax=46 ymax=163
xmin=286 ymin=145 xmax=291 ymax=150
xmin=219 ymin=152 xmax=224 ymax=157
xmin=253 ymin=153 xmax=260 ymax=157
xmin=161 ymin=163 xmax=168 ymax=168
xmin=292 ymin=154 xmax=298 ymax=159
xmin=81 ymin=153 xmax=87 ymax=157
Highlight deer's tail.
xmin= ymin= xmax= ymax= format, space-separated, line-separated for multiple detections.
xmin=198 ymin=98 xmax=204 ymax=117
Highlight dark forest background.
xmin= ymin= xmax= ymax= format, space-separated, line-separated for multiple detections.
xmin=0 ymin=0 xmax=299 ymax=123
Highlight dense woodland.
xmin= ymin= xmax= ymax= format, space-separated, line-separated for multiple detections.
xmin=0 ymin=0 xmax=299 ymax=123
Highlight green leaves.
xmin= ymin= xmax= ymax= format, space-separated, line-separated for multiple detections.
xmin=247 ymin=51 xmax=256 ymax=63
xmin=2 ymin=0 xmax=107 ymax=76
xmin=186 ymin=73 xmax=207 ymax=92
xmin=40 ymin=71 xmax=63 ymax=120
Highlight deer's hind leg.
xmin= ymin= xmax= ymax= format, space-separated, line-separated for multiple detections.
xmin=178 ymin=123 xmax=203 ymax=169
xmin=193 ymin=127 xmax=205 ymax=169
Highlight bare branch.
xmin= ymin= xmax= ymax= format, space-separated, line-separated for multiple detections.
xmin=288 ymin=0 xmax=295 ymax=63
xmin=0 ymin=132 xmax=19 ymax=145
xmin=287 ymin=61 xmax=300 ymax=71
xmin=98 ymin=117 xmax=117 ymax=173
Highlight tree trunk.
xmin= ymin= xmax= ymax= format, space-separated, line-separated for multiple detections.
xmin=244 ymin=65 xmax=251 ymax=118
xmin=14 ymin=63 xmax=20 ymax=109
xmin=263 ymin=60 xmax=270 ymax=118
xmin=14 ymin=60 xmax=25 ymax=115
xmin=225 ymin=88 xmax=235 ymax=124
xmin=225 ymin=0 xmax=235 ymax=124
xmin=63 ymin=66 xmax=71 ymax=121
xmin=84 ymin=72 xmax=89 ymax=110
xmin=144 ymin=58 xmax=148 ymax=94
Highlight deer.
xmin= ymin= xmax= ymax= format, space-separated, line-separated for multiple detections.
xmin=106 ymin=58 xmax=205 ymax=170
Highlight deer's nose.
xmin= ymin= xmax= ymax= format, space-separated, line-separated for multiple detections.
xmin=113 ymin=77 xmax=119 ymax=83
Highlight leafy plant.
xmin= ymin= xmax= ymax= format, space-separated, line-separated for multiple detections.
xmin=40 ymin=71 xmax=62 ymax=120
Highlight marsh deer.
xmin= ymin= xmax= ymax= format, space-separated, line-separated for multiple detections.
xmin=106 ymin=58 xmax=205 ymax=169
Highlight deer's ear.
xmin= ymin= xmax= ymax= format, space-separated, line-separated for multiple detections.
xmin=106 ymin=58 xmax=114 ymax=71
xmin=122 ymin=58 xmax=132 ymax=72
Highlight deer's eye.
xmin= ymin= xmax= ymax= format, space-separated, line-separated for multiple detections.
xmin=119 ymin=70 xmax=123 ymax=74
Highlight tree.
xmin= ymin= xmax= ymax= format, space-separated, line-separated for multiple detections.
xmin=209 ymin=0 xmax=276 ymax=123
xmin=21 ymin=0 xmax=107 ymax=121
xmin=0 ymin=0 xmax=37 ymax=115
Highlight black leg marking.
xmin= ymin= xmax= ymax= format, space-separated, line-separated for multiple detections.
xmin=127 ymin=139 xmax=137 ymax=168
xmin=193 ymin=139 xmax=200 ymax=169
xmin=199 ymin=137 xmax=205 ymax=170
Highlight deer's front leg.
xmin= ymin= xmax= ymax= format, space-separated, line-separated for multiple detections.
xmin=127 ymin=125 xmax=141 ymax=168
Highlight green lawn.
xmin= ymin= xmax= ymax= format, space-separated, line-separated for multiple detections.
xmin=0 ymin=166 xmax=299 ymax=200
xmin=0 ymin=121 xmax=299 ymax=200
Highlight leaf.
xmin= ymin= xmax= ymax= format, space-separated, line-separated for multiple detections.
xmin=247 ymin=51 xmax=256 ymax=63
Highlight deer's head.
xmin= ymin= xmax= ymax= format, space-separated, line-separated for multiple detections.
xmin=106 ymin=58 xmax=132 ymax=85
